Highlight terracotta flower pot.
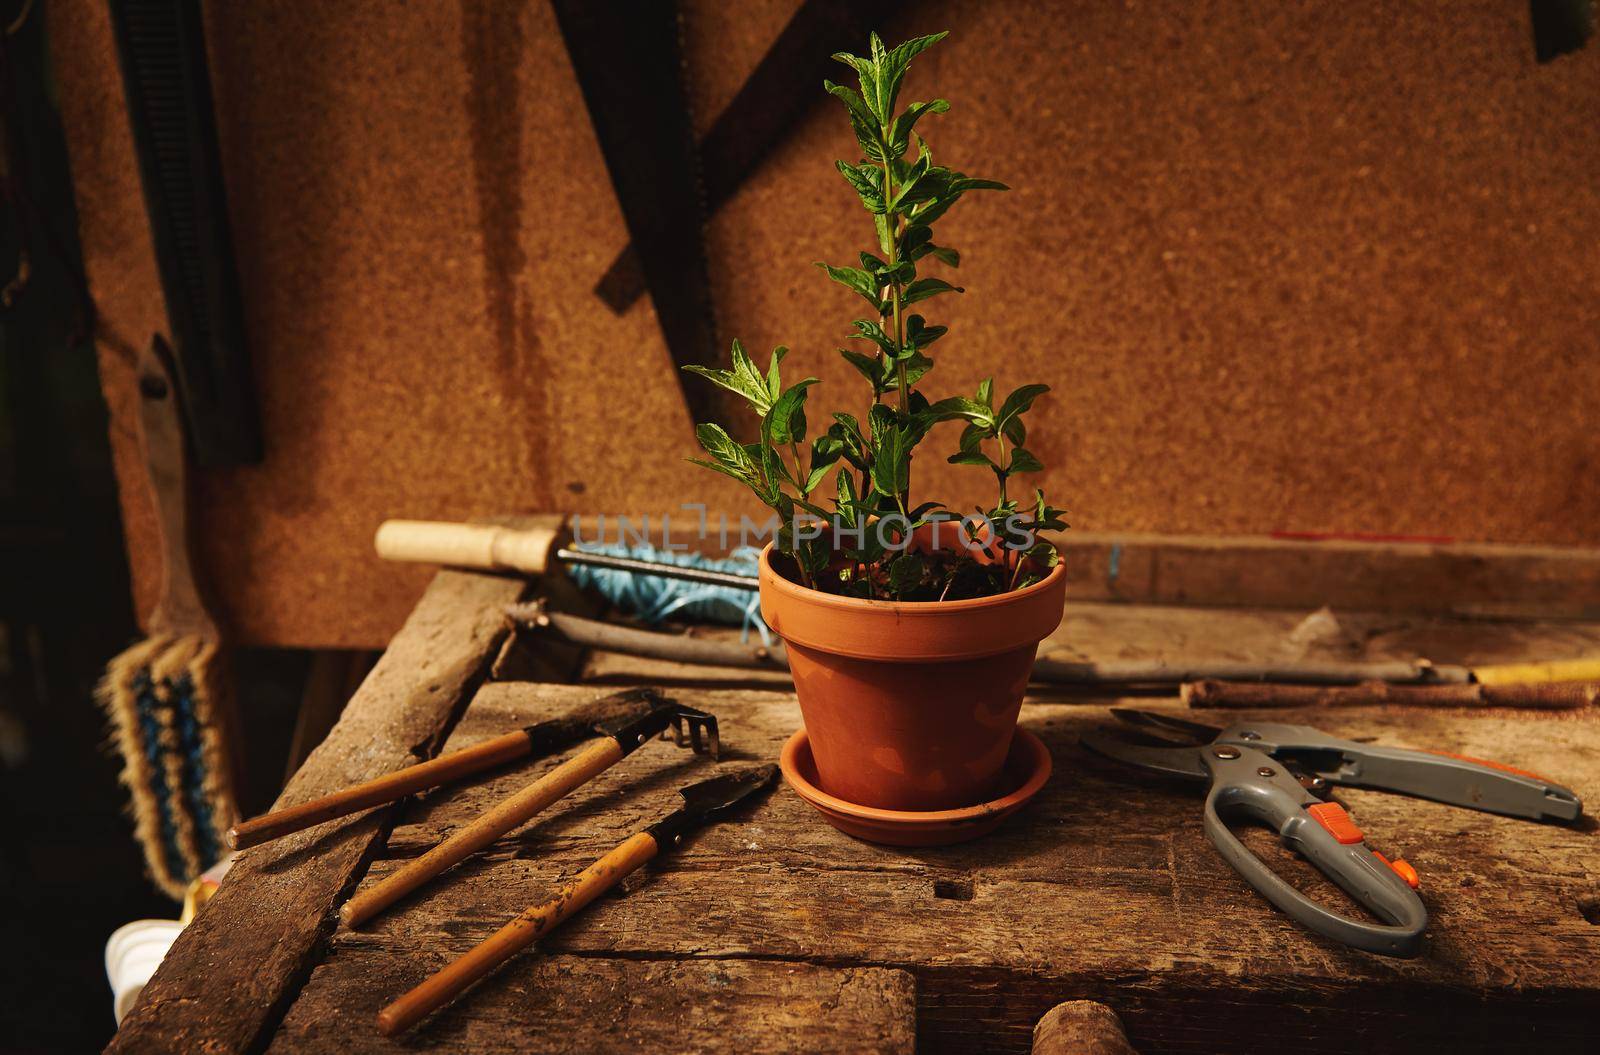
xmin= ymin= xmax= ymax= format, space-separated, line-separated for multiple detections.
xmin=759 ymin=543 xmax=1067 ymax=812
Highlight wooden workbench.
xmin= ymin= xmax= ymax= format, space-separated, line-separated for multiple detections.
xmin=109 ymin=569 xmax=1600 ymax=1054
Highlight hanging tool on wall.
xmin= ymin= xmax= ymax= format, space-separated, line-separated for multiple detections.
xmin=107 ymin=0 xmax=260 ymax=464
xmin=1081 ymin=709 xmax=1583 ymax=956
xmin=340 ymin=695 xmax=720 ymax=927
xmin=375 ymin=763 xmax=778 ymax=1035
xmin=593 ymin=0 xmax=908 ymax=315
xmin=225 ymin=687 xmax=664 ymax=850
xmin=550 ymin=0 xmax=733 ymax=428
xmin=97 ymin=336 xmax=238 ymax=898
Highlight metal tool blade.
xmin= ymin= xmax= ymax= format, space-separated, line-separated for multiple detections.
xmin=1080 ymin=732 xmax=1210 ymax=781
xmin=521 ymin=688 xmax=663 ymax=758
xmin=678 ymin=764 xmax=780 ymax=821
xmin=1109 ymin=708 xmax=1223 ymax=745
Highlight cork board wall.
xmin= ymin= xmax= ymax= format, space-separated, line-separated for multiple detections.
xmin=51 ymin=1 xmax=1600 ymax=648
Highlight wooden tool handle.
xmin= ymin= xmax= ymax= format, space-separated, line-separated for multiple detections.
xmin=374 ymin=519 xmax=570 ymax=576
xmin=226 ymin=729 xmax=536 ymax=851
xmin=1182 ymin=679 xmax=1597 ymax=710
xmin=136 ymin=336 xmax=214 ymax=639
xmin=377 ymin=830 xmax=659 ymax=1035
xmin=340 ymin=736 xmax=626 ymax=927
xmin=1031 ymin=1000 xmax=1139 ymax=1055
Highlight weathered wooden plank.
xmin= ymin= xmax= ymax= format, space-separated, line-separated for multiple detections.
xmin=1055 ymin=532 xmax=1600 ymax=620
xmin=578 ymin=602 xmax=1600 ymax=696
xmin=108 ymin=568 xmax=528 ymax=1055
xmin=657 ymin=523 xmax=1600 ymax=619
xmin=327 ymin=684 xmax=1599 ymax=1054
xmin=269 ymin=951 xmax=915 ymax=1053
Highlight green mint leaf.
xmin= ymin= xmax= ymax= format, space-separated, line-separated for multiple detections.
xmin=692 ymin=423 xmax=763 ymax=489
xmin=888 ymin=552 xmax=927 ymax=597
xmin=949 ymin=175 xmax=1009 ymax=193
xmin=838 ymin=348 xmax=883 ymax=387
xmin=904 ymin=315 xmax=947 ymax=349
xmin=948 ymin=450 xmax=992 ymax=467
xmin=835 ymin=160 xmax=887 ymax=213
xmin=870 ymin=423 xmax=912 ymax=497
xmin=762 ymin=379 xmax=819 ymax=446
xmin=765 ymin=345 xmax=788 ymax=399
xmin=815 ymin=262 xmax=884 ymax=311
xmin=848 ymin=319 xmax=898 ymax=356
xmin=1008 ymin=447 xmax=1044 ymax=474
xmin=996 ymin=383 xmax=1049 ymax=433
xmin=822 ymin=80 xmax=888 ymax=161
xmin=682 ymin=338 xmax=776 ymax=416
xmin=834 ymin=467 xmax=860 ymax=526
xmin=875 ymin=31 xmax=948 ymax=127
xmin=899 ymin=350 xmax=934 ymax=385
xmin=902 ymin=276 xmax=964 ymax=305
xmin=1024 ymin=540 xmax=1061 ymax=570
xmin=888 ymin=99 xmax=950 ymax=157
xmin=923 ymin=396 xmax=994 ymax=429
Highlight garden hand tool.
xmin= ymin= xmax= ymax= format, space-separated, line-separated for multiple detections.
xmin=341 ymin=696 xmax=720 ymax=927
xmin=98 ymin=336 xmax=239 ymax=899
xmin=376 ymin=518 xmax=760 ymax=591
xmin=1081 ymin=709 xmax=1583 ymax=957
xmin=377 ymin=764 xmax=778 ymax=1035
xmin=226 ymin=688 xmax=663 ymax=850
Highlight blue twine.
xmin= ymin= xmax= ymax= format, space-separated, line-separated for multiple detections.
xmin=565 ymin=543 xmax=770 ymax=645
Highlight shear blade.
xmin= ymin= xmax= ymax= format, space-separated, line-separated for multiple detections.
xmin=1109 ymin=708 xmax=1222 ymax=745
xmin=1080 ymin=732 xmax=1209 ymax=781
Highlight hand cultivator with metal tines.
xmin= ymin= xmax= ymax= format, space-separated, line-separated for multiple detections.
xmin=340 ymin=694 xmax=721 ymax=928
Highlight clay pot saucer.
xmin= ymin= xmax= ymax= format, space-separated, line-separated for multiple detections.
xmin=779 ymin=728 xmax=1052 ymax=847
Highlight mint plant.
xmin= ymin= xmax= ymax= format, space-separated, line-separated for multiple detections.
xmin=686 ymin=31 xmax=1067 ymax=600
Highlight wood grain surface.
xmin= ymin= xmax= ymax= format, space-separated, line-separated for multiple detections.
xmin=280 ymin=682 xmax=1600 ymax=1054
xmin=274 ymin=954 xmax=916 ymax=1054
xmin=106 ymin=568 xmax=526 ymax=1054
xmin=48 ymin=0 xmax=1600 ymax=647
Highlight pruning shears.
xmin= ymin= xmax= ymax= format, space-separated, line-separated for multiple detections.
xmin=1081 ymin=709 xmax=1583 ymax=957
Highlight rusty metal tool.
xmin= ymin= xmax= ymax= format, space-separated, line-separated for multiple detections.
xmin=226 ymin=688 xmax=665 ymax=850
xmin=340 ymin=697 xmax=720 ymax=927
xmin=377 ymin=764 xmax=778 ymax=1035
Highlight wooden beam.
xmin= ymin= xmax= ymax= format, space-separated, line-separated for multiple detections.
xmin=270 ymin=953 xmax=916 ymax=1053
xmin=106 ymin=567 xmax=527 ymax=1054
xmin=1054 ymin=532 xmax=1600 ymax=618
xmin=636 ymin=520 xmax=1600 ymax=619
xmin=345 ymin=685 xmax=1600 ymax=1054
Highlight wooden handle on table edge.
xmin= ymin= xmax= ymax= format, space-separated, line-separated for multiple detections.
xmin=376 ymin=829 xmax=659 ymax=1035
xmin=1182 ymin=679 xmax=1598 ymax=710
xmin=227 ymin=728 xmax=537 ymax=850
xmin=375 ymin=519 xmax=571 ymax=577
xmin=340 ymin=736 xmax=627 ymax=927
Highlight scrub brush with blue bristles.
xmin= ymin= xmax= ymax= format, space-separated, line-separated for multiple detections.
xmin=97 ymin=337 xmax=238 ymax=899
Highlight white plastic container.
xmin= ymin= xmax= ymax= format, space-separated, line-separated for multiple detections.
xmin=104 ymin=920 xmax=185 ymax=1023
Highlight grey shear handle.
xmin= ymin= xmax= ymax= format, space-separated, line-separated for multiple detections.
xmin=1322 ymin=744 xmax=1582 ymax=822
xmin=1217 ymin=722 xmax=1583 ymax=822
xmin=1202 ymin=749 xmax=1428 ymax=958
